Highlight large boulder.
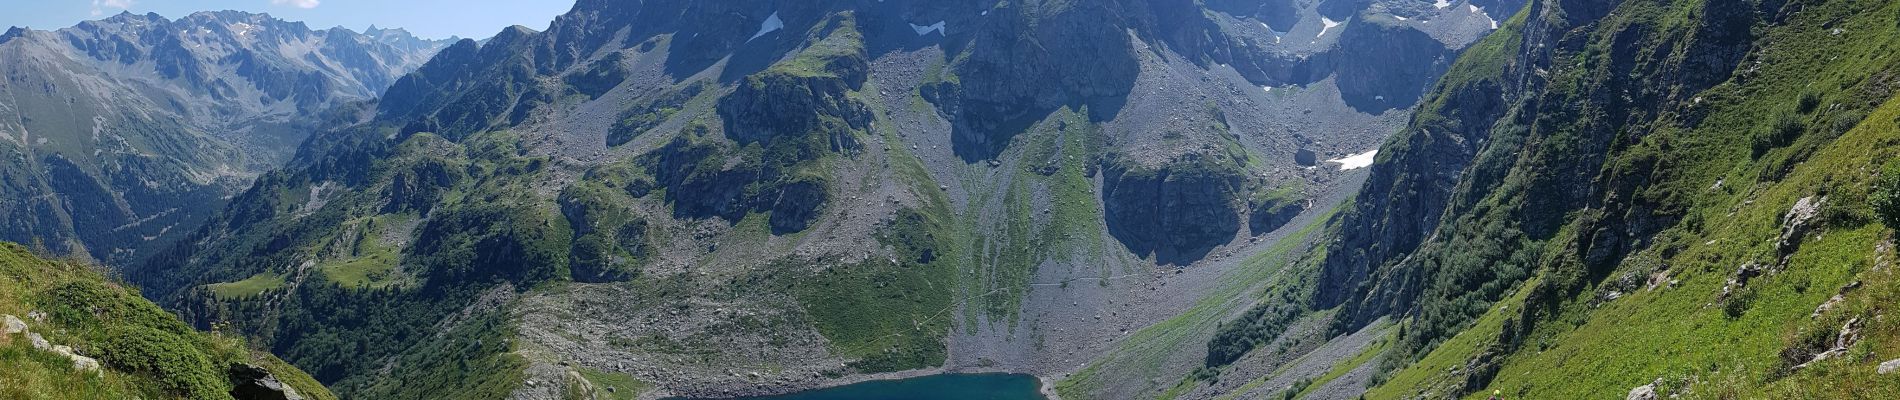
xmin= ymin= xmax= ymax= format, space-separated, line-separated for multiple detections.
xmin=1879 ymin=358 xmax=1900 ymax=375
xmin=1294 ymin=148 xmax=1320 ymax=167
xmin=228 ymin=363 xmax=305 ymax=400
xmin=1627 ymin=383 xmax=1658 ymax=400
xmin=2 ymin=314 xmax=24 ymax=334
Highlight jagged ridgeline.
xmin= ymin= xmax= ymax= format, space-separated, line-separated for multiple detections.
xmin=0 ymin=11 xmax=454 ymax=266
xmin=130 ymin=0 xmax=1497 ymax=398
xmin=1189 ymin=0 xmax=1900 ymax=398
xmin=0 ymin=243 xmax=334 ymax=400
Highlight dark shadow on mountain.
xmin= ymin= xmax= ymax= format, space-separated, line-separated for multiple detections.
xmin=1101 ymin=155 xmax=1245 ymax=266
xmin=1333 ymin=15 xmax=1453 ymax=114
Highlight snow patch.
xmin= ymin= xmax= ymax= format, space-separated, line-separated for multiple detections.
xmin=1469 ymin=4 xmax=1498 ymax=30
xmin=1260 ymin=21 xmax=1286 ymax=43
xmin=749 ymin=12 xmax=783 ymax=41
xmin=1435 ymin=0 xmax=1453 ymax=9
xmin=1317 ymin=17 xmax=1341 ymax=38
xmin=1328 ymin=149 xmax=1378 ymax=170
xmin=910 ymin=21 xmax=945 ymax=36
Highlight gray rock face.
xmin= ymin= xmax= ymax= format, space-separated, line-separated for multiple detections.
xmin=1334 ymin=15 xmax=1454 ymax=112
xmin=1103 ymin=154 xmax=1248 ymax=265
xmin=718 ymin=62 xmax=872 ymax=145
xmin=1312 ymin=0 xmax=1771 ymax=336
xmin=229 ymin=363 xmax=306 ymax=400
xmin=1778 ymin=196 xmax=1826 ymax=258
xmin=939 ymin=0 xmax=1140 ymax=161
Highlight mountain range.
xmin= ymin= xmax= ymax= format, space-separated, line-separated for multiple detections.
xmin=6 ymin=0 xmax=1900 ymax=399
xmin=0 ymin=11 xmax=453 ymax=265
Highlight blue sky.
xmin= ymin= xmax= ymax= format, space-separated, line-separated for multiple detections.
xmin=3 ymin=0 xmax=576 ymax=40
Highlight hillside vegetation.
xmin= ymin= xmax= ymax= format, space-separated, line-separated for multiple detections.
xmin=0 ymin=243 xmax=333 ymax=400
xmin=1189 ymin=0 xmax=1900 ymax=398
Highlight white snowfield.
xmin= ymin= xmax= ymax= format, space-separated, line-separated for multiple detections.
xmin=1329 ymin=149 xmax=1379 ymax=170
xmin=910 ymin=21 xmax=945 ymax=36
xmin=1317 ymin=17 xmax=1341 ymax=38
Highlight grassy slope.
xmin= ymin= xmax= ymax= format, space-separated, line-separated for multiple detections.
xmin=1055 ymin=207 xmax=1337 ymax=399
xmin=0 ymin=243 xmax=335 ymax=400
xmin=1366 ymin=0 xmax=1900 ymax=398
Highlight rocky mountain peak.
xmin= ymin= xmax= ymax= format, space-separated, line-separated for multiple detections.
xmin=0 ymin=11 xmax=455 ymax=264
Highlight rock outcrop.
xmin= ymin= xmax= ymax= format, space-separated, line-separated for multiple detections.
xmin=2 ymin=314 xmax=24 ymax=334
xmin=4 ymin=313 xmax=102 ymax=376
xmin=1778 ymin=196 xmax=1826 ymax=259
xmin=1250 ymin=193 xmax=1308 ymax=236
xmin=229 ymin=363 xmax=306 ymax=400
xmin=1104 ymin=154 xmax=1248 ymax=265
xmin=1627 ymin=382 xmax=1658 ymax=400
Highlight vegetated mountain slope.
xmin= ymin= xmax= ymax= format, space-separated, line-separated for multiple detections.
xmin=0 ymin=243 xmax=335 ymax=400
xmin=1189 ymin=0 xmax=1900 ymax=398
xmin=131 ymin=0 xmax=1500 ymax=399
xmin=0 ymin=11 xmax=453 ymax=265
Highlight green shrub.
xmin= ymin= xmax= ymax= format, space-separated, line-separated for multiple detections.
xmin=1874 ymin=160 xmax=1900 ymax=233
xmin=38 ymin=280 xmax=191 ymax=336
xmin=94 ymin=325 xmax=227 ymax=400
xmin=1751 ymin=112 xmax=1806 ymax=158
xmin=1796 ymin=91 xmax=1823 ymax=114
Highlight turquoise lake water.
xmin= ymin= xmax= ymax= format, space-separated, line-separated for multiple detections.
xmin=675 ymin=373 xmax=1047 ymax=400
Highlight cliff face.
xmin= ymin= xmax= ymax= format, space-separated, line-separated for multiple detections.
xmin=1317 ymin=0 xmax=1763 ymax=334
xmin=1243 ymin=0 xmax=1900 ymax=398
xmin=1334 ymin=14 xmax=1457 ymax=112
xmin=1103 ymin=153 xmax=1251 ymax=265
xmin=0 ymin=12 xmax=452 ymax=264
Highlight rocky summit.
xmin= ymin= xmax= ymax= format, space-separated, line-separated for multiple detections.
xmin=7 ymin=0 xmax=1900 ymax=399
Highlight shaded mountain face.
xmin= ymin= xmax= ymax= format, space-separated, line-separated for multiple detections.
xmin=131 ymin=0 xmax=1498 ymax=398
xmin=0 ymin=12 xmax=453 ymax=264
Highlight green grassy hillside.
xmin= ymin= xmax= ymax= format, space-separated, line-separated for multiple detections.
xmin=0 ymin=243 xmax=334 ymax=400
xmin=1240 ymin=0 xmax=1900 ymax=398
